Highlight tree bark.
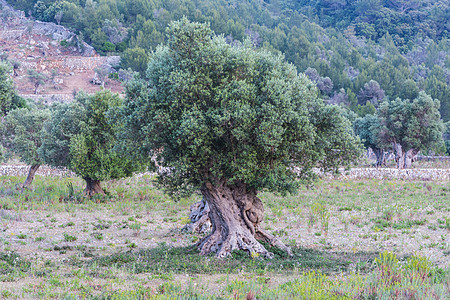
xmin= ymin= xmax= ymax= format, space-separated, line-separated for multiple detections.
xmin=182 ymin=196 xmax=211 ymax=234
xmin=404 ymin=149 xmax=419 ymax=169
xmin=392 ymin=142 xmax=405 ymax=169
xmin=373 ymin=147 xmax=386 ymax=167
xmin=392 ymin=142 xmax=419 ymax=169
xmin=83 ymin=178 xmax=105 ymax=197
xmin=22 ymin=164 xmax=40 ymax=190
xmin=196 ymin=180 xmax=291 ymax=258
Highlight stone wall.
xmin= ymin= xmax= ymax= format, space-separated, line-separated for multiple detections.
xmin=17 ymin=56 xmax=120 ymax=72
xmin=0 ymin=165 xmax=75 ymax=177
xmin=21 ymin=93 xmax=75 ymax=104
xmin=334 ymin=168 xmax=449 ymax=181
xmin=62 ymin=56 xmax=120 ymax=70
xmin=1 ymin=165 xmax=448 ymax=181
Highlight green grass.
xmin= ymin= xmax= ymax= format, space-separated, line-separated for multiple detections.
xmin=1 ymin=251 xmax=447 ymax=299
xmin=91 ymin=243 xmax=373 ymax=275
xmin=0 ymin=174 xmax=448 ymax=298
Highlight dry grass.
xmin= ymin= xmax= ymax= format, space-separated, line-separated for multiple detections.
xmin=0 ymin=173 xmax=448 ymax=299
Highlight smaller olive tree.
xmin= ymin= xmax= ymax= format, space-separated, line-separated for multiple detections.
xmin=376 ymin=92 xmax=444 ymax=168
xmin=39 ymin=90 xmax=140 ymax=196
xmin=355 ymin=93 xmax=445 ymax=168
xmin=27 ymin=69 xmax=47 ymax=94
xmin=354 ymin=114 xmax=388 ymax=167
xmin=1 ymin=62 xmax=26 ymax=117
xmin=1 ymin=107 xmax=50 ymax=188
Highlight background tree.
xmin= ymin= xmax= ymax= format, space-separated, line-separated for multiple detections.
xmin=353 ymin=114 xmax=387 ymax=167
xmin=377 ymin=92 xmax=445 ymax=168
xmin=357 ymin=80 xmax=385 ymax=107
xmin=120 ymin=19 xmax=363 ymax=258
xmin=0 ymin=62 xmax=26 ymax=117
xmin=94 ymin=65 xmax=110 ymax=88
xmin=1 ymin=107 xmax=50 ymax=189
xmin=27 ymin=69 xmax=47 ymax=94
xmin=120 ymin=47 xmax=149 ymax=77
xmin=39 ymin=90 xmax=139 ymax=196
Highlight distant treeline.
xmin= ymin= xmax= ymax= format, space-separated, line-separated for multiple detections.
xmin=6 ymin=0 xmax=450 ymax=122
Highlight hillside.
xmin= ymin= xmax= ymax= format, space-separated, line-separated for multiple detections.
xmin=4 ymin=0 xmax=448 ymax=122
xmin=0 ymin=0 xmax=123 ymax=103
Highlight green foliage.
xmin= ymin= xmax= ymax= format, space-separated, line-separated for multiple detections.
xmin=1 ymin=107 xmax=50 ymax=165
xmin=120 ymin=47 xmax=149 ymax=76
xmin=40 ymin=90 xmax=141 ymax=183
xmin=0 ymin=252 xmax=31 ymax=275
xmin=377 ymin=92 xmax=445 ymax=152
xmin=121 ymin=19 xmax=362 ymax=198
xmin=7 ymin=1 xmax=448 ymax=121
xmin=0 ymin=62 xmax=26 ymax=117
xmin=354 ymin=114 xmax=380 ymax=150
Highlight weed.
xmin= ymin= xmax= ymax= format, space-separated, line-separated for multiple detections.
xmin=93 ymin=233 xmax=103 ymax=240
xmin=17 ymin=233 xmax=27 ymax=239
xmin=63 ymin=233 xmax=77 ymax=242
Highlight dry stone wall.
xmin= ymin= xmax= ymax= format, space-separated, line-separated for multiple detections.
xmin=22 ymin=94 xmax=74 ymax=104
xmin=334 ymin=168 xmax=449 ymax=181
xmin=0 ymin=165 xmax=75 ymax=177
xmin=1 ymin=165 xmax=448 ymax=181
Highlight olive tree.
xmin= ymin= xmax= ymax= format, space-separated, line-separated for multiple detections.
xmin=377 ymin=92 xmax=444 ymax=168
xmin=120 ymin=19 xmax=362 ymax=258
xmin=39 ymin=90 xmax=139 ymax=196
xmin=354 ymin=114 xmax=388 ymax=167
xmin=0 ymin=62 xmax=26 ymax=117
xmin=1 ymin=107 xmax=50 ymax=188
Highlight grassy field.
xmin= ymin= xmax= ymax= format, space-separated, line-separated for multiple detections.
xmin=0 ymin=173 xmax=449 ymax=299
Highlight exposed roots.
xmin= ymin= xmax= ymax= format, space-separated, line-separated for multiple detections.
xmin=181 ymin=197 xmax=211 ymax=234
xmin=255 ymin=228 xmax=293 ymax=256
xmin=192 ymin=180 xmax=291 ymax=259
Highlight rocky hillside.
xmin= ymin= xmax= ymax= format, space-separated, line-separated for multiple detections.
xmin=0 ymin=0 xmax=123 ymax=103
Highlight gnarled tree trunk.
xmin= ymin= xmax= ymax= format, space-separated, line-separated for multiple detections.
xmin=196 ymin=180 xmax=291 ymax=258
xmin=392 ymin=142 xmax=419 ymax=169
xmin=22 ymin=164 xmax=40 ymax=190
xmin=182 ymin=196 xmax=211 ymax=234
xmin=393 ymin=142 xmax=405 ymax=169
xmin=404 ymin=149 xmax=419 ymax=169
xmin=83 ymin=178 xmax=105 ymax=197
xmin=373 ymin=147 xmax=386 ymax=167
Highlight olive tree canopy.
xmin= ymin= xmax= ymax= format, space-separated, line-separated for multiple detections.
xmin=0 ymin=62 xmax=26 ymax=117
xmin=376 ymin=92 xmax=444 ymax=168
xmin=1 ymin=107 xmax=50 ymax=188
xmin=120 ymin=19 xmax=362 ymax=258
xmin=39 ymin=90 xmax=140 ymax=196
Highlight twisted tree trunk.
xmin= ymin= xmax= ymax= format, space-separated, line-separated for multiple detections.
xmin=373 ymin=148 xmax=386 ymax=167
xmin=404 ymin=149 xmax=419 ymax=169
xmin=182 ymin=196 xmax=211 ymax=234
xmin=83 ymin=178 xmax=105 ymax=197
xmin=22 ymin=164 xmax=40 ymax=190
xmin=392 ymin=142 xmax=419 ymax=169
xmin=393 ymin=142 xmax=405 ymax=169
xmin=196 ymin=180 xmax=291 ymax=258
